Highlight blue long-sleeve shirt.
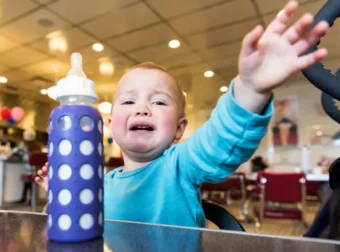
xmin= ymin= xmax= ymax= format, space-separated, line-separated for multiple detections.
xmin=104 ymin=81 xmax=273 ymax=227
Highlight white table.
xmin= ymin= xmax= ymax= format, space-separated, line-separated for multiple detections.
xmin=306 ymin=173 xmax=329 ymax=182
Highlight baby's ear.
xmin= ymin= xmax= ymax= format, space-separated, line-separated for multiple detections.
xmin=175 ymin=118 xmax=188 ymax=141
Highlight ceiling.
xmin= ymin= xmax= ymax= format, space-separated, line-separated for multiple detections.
xmin=0 ymin=0 xmax=337 ymax=114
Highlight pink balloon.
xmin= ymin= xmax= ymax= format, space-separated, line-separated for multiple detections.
xmin=11 ymin=107 xmax=25 ymax=121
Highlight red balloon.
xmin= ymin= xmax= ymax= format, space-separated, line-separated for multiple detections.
xmin=1 ymin=107 xmax=11 ymax=121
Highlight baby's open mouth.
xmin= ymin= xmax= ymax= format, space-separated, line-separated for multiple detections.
xmin=130 ymin=124 xmax=154 ymax=131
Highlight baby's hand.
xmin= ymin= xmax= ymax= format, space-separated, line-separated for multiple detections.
xmin=234 ymin=1 xmax=328 ymax=112
xmin=35 ymin=162 xmax=48 ymax=192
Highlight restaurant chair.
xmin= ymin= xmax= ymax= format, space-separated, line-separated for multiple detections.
xmin=202 ymin=199 xmax=245 ymax=231
xmin=252 ymin=172 xmax=307 ymax=231
xmin=201 ymin=172 xmax=247 ymax=219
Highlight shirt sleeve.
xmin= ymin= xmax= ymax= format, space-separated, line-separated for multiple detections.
xmin=165 ymin=79 xmax=273 ymax=188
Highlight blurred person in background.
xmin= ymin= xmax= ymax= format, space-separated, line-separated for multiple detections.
xmin=251 ymin=156 xmax=268 ymax=173
xmin=0 ymin=128 xmax=16 ymax=157
xmin=10 ymin=130 xmax=40 ymax=205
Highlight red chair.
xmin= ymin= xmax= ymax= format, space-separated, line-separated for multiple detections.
xmin=253 ymin=172 xmax=307 ymax=227
xmin=201 ymin=173 xmax=247 ymax=218
xmin=28 ymin=152 xmax=48 ymax=211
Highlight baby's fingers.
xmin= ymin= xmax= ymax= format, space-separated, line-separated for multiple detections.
xmin=265 ymin=1 xmax=298 ymax=35
xmin=282 ymin=13 xmax=314 ymax=44
xmin=240 ymin=25 xmax=264 ymax=57
xmin=42 ymin=162 xmax=48 ymax=171
xmin=37 ymin=169 xmax=47 ymax=177
xmin=35 ymin=176 xmax=44 ymax=184
xmin=296 ymin=48 xmax=328 ymax=70
xmin=35 ymin=175 xmax=48 ymax=191
xmin=294 ymin=21 xmax=329 ymax=55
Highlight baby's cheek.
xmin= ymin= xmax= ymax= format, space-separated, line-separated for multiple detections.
xmin=110 ymin=113 xmax=128 ymax=134
xmin=159 ymin=113 xmax=178 ymax=134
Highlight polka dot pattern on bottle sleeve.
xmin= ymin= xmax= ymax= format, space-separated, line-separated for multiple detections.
xmin=98 ymin=188 xmax=103 ymax=202
xmin=98 ymin=212 xmax=103 ymax=226
xmin=59 ymin=139 xmax=72 ymax=156
xmin=79 ymin=140 xmax=93 ymax=155
xmin=98 ymin=143 xmax=103 ymax=156
xmin=58 ymin=214 xmax=72 ymax=231
xmin=98 ymin=165 xmax=103 ymax=179
xmin=49 ymin=142 xmax=53 ymax=156
xmin=79 ymin=213 xmax=94 ymax=230
xmin=58 ymin=189 xmax=72 ymax=206
xmin=79 ymin=189 xmax=94 ymax=205
xmin=48 ymin=190 xmax=53 ymax=204
xmin=98 ymin=120 xmax=103 ymax=134
xmin=48 ymin=112 xmax=104 ymax=240
xmin=58 ymin=164 xmax=72 ymax=180
xmin=48 ymin=214 xmax=52 ymax=229
xmin=80 ymin=116 xmax=94 ymax=132
xmin=58 ymin=116 xmax=72 ymax=131
xmin=80 ymin=164 xmax=94 ymax=180
xmin=49 ymin=165 xmax=53 ymax=180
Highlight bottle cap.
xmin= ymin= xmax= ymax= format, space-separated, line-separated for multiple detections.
xmin=55 ymin=53 xmax=97 ymax=102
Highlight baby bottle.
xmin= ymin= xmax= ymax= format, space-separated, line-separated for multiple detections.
xmin=47 ymin=53 xmax=104 ymax=242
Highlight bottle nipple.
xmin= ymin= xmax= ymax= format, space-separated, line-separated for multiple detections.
xmin=67 ymin=53 xmax=87 ymax=78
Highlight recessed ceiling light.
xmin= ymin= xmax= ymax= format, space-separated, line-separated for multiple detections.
xmin=183 ymin=91 xmax=187 ymax=97
xmin=220 ymin=86 xmax=228 ymax=93
xmin=168 ymin=40 xmax=180 ymax=49
xmin=99 ymin=61 xmax=115 ymax=75
xmin=48 ymin=35 xmax=67 ymax=53
xmin=204 ymin=71 xmax=214 ymax=78
xmin=92 ymin=43 xmax=104 ymax=52
xmin=40 ymin=89 xmax=48 ymax=95
xmin=0 ymin=77 xmax=8 ymax=83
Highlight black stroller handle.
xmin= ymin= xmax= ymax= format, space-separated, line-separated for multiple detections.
xmin=302 ymin=0 xmax=340 ymax=100
xmin=301 ymin=0 xmax=340 ymax=189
